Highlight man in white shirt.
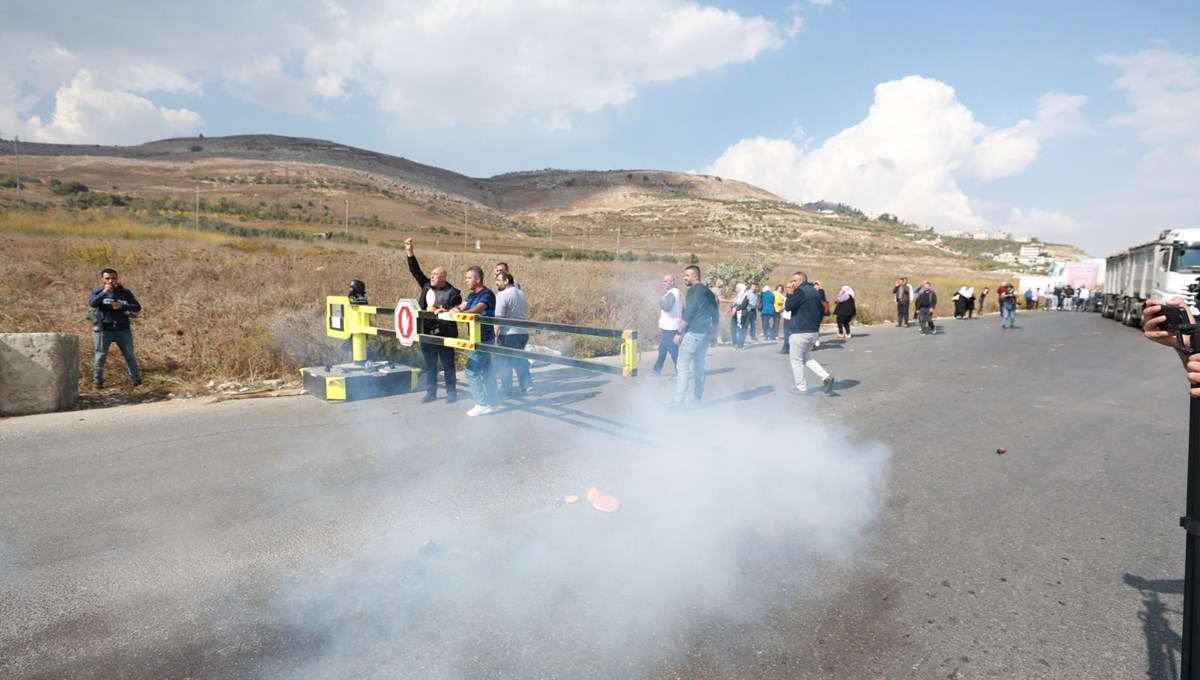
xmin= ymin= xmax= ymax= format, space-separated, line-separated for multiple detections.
xmin=653 ymin=274 xmax=683 ymax=375
xmin=494 ymin=271 xmax=533 ymax=396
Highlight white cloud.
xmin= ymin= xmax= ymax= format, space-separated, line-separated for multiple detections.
xmin=1100 ymin=49 xmax=1200 ymax=193
xmin=1101 ymin=49 xmax=1200 ymax=145
xmin=999 ymin=208 xmax=1081 ymax=243
xmin=0 ymin=0 xmax=786 ymax=143
xmin=18 ymin=71 xmax=202 ymax=144
xmin=706 ymin=75 xmax=1085 ymax=234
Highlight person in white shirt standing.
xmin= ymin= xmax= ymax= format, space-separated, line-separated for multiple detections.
xmin=653 ymin=274 xmax=683 ymax=376
xmin=494 ymin=271 xmax=533 ymax=396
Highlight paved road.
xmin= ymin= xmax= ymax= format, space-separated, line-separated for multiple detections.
xmin=0 ymin=310 xmax=1187 ymax=679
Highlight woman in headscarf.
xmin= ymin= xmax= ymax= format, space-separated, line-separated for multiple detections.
xmin=964 ymin=286 xmax=976 ymax=319
xmin=731 ymin=283 xmax=749 ymax=349
xmin=834 ymin=285 xmax=857 ymax=338
xmin=953 ymin=286 xmax=969 ymax=319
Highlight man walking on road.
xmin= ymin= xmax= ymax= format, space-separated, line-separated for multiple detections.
xmin=915 ymin=281 xmax=938 ymax=335
xmin=785 ymin=271 xmax=834 ymax=395
xmin=653 ymin=274 xmax=682 ymax=376
xmin=894 ymin=277 xmax=913 ymax=327
xmin=998 ymin=281 xmax=1018 ymax=329
xmin=405 ymin=239 xmax=462 ymax=404
xmin=673 ymin=265 xmax=719 ymax=408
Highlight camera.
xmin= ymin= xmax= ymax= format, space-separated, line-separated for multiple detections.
xmin=1161 ymin=304 xmax=1192 ymax=332
xmin=103 ymin=298 xmax=115 ymax=306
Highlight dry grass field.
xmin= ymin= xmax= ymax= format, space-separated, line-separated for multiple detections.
xmin=1 ymin=209 xmax=1016 ymax=396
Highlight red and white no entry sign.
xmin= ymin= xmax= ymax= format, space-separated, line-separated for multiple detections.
xmin=394 ymin=299 xmax=418 ymax=346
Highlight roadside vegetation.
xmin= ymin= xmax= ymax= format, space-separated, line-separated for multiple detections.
xmin=1 ymin=208 xmax=1016 ymax=396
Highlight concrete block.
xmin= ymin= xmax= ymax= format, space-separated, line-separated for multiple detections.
xmin=0 ymin=333 xmax=80 ymax=416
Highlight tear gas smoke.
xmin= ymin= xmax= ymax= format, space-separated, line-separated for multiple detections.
xmin=270 ymin=362 xmax=890 ymax=679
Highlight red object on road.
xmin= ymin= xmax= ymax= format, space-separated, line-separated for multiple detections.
xmin=592 ymin=494 xmax=620 ymax=512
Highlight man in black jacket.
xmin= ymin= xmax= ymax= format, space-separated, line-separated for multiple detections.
xmin=915 ymin=281 xmax=938 ymax=335
xmin=784 ymin=271 xmax=834 ymax=395
xmin=88 ymin=267 xmax=142 ymax=388
xmin=405 ymin=239 xmax=463 ymax=403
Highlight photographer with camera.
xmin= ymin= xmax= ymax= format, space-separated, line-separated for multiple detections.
xmin=1145 ymin=297 xmax=1200 ymax=392
xmin=88 ymin=267 xmax=142 ymax=388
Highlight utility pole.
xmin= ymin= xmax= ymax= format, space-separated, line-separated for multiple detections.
xmin=616 ymin=225 xmax=621 ymax=254
xmin=344 ymin=197 xmax=349 ymax=237
xmin=464 ymin=208 xmax=468 ymax=250
xmin=13 ymin=136 xmax=20 ymax=212
xmin=672 ymin=227 xmax=677 ymax=257
xmin=194 ymin=185 xmax=199 ymax=230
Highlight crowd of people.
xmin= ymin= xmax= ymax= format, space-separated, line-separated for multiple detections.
xmin=85 ymin=249 xmax=1102 ymax=416
xmin=657 ymin=267 xmax=836 ymax=406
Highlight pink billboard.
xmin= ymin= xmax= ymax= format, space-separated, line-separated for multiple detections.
xmin=1066 ymin=262 xmax=1098 ymax=288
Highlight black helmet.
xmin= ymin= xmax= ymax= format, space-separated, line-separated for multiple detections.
xmin=348 ymin=279 xmax=366 ymax=294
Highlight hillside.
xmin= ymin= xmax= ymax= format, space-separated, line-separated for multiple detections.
xmin=1 ymin=134 xmax=1082 ymax=273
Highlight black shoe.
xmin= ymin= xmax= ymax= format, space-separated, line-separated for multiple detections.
xmin=132 ymin=379 xmax=142 ymax=387
xmin=93 ymin=381 xmax=104 ymax=388
xmin=421 ymin=393 xmax=437 ymax=404
xmin=446 ymin=394 xmax=458 ymax=404
xmin=823 ymin=375 xmax=835 ymax=394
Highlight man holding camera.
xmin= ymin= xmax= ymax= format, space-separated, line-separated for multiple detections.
xmin=88 ymin=267 xmax=142 ymax=388
xmin=1144 ymin=298 xmax=1200 ymax=394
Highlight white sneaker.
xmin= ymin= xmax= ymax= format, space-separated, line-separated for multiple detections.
xmin=467 ymin=405 xmax=494 ymax=417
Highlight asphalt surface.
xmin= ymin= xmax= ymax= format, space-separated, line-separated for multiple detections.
xmin=0 ymin=309 xmax=1187 ymax=679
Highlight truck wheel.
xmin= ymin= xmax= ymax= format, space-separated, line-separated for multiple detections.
xmin=1116 ymin=301 xmax=1128 ymax=324
xmin=1127 ymin=303 xmax=1144 ymax=328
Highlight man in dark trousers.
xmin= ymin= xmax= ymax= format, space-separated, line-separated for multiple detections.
xmin=405 ymin=238 xmax=463 ymax=403
xmin=893 ymin=276 xmax=913 ymax=327
xmin=915 ymin=280 xmax=938 ymax=335
xmin=89 ymin=267 xmax=143 ymax=388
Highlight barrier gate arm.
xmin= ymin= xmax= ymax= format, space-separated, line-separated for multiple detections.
xmin=326 ymin=296 xmax=638 ymax=377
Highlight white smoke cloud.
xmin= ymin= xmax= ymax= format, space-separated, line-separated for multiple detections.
xmin=705 ymin=76 xmax=1086 ymax=233
xmin=269 ymin=372 xmax=890 ymax=678
xmin=0 ymin=1 xmax=786 ymax=142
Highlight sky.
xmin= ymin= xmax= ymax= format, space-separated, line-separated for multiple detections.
xmin=2 ymin=1 xmax=1198 ymax=256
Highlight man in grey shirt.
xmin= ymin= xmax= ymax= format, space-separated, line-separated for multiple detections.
xmin=494 ymin=270 xmax=533 ymax=396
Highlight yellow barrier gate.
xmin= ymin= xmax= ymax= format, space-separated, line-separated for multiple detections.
xmin=302 ymin=296 xmax=638 ymax=401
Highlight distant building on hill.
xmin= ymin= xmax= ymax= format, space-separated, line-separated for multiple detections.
xmin=992 ymin=230 xmax=1011 ymax=240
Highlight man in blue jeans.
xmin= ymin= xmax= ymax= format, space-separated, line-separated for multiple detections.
xmin=999 ymin=281 xmax=1018 ymax=329
xmin=652 ymin=273 xmax=682 ymax=376
xmin=89 ymin=267 xmax=142 ymax=388
xmin=449 ymin=265 xmax=499 ymax=416
xmin=672 ymin=265 xmax=719 ymax=408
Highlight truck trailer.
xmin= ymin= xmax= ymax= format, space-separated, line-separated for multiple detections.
xmin=1101 ymin=229 xmax=1200 ymax=327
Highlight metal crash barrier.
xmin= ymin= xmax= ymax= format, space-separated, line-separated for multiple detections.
xmin=302 ymin=296 xmax=638 ymax=401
